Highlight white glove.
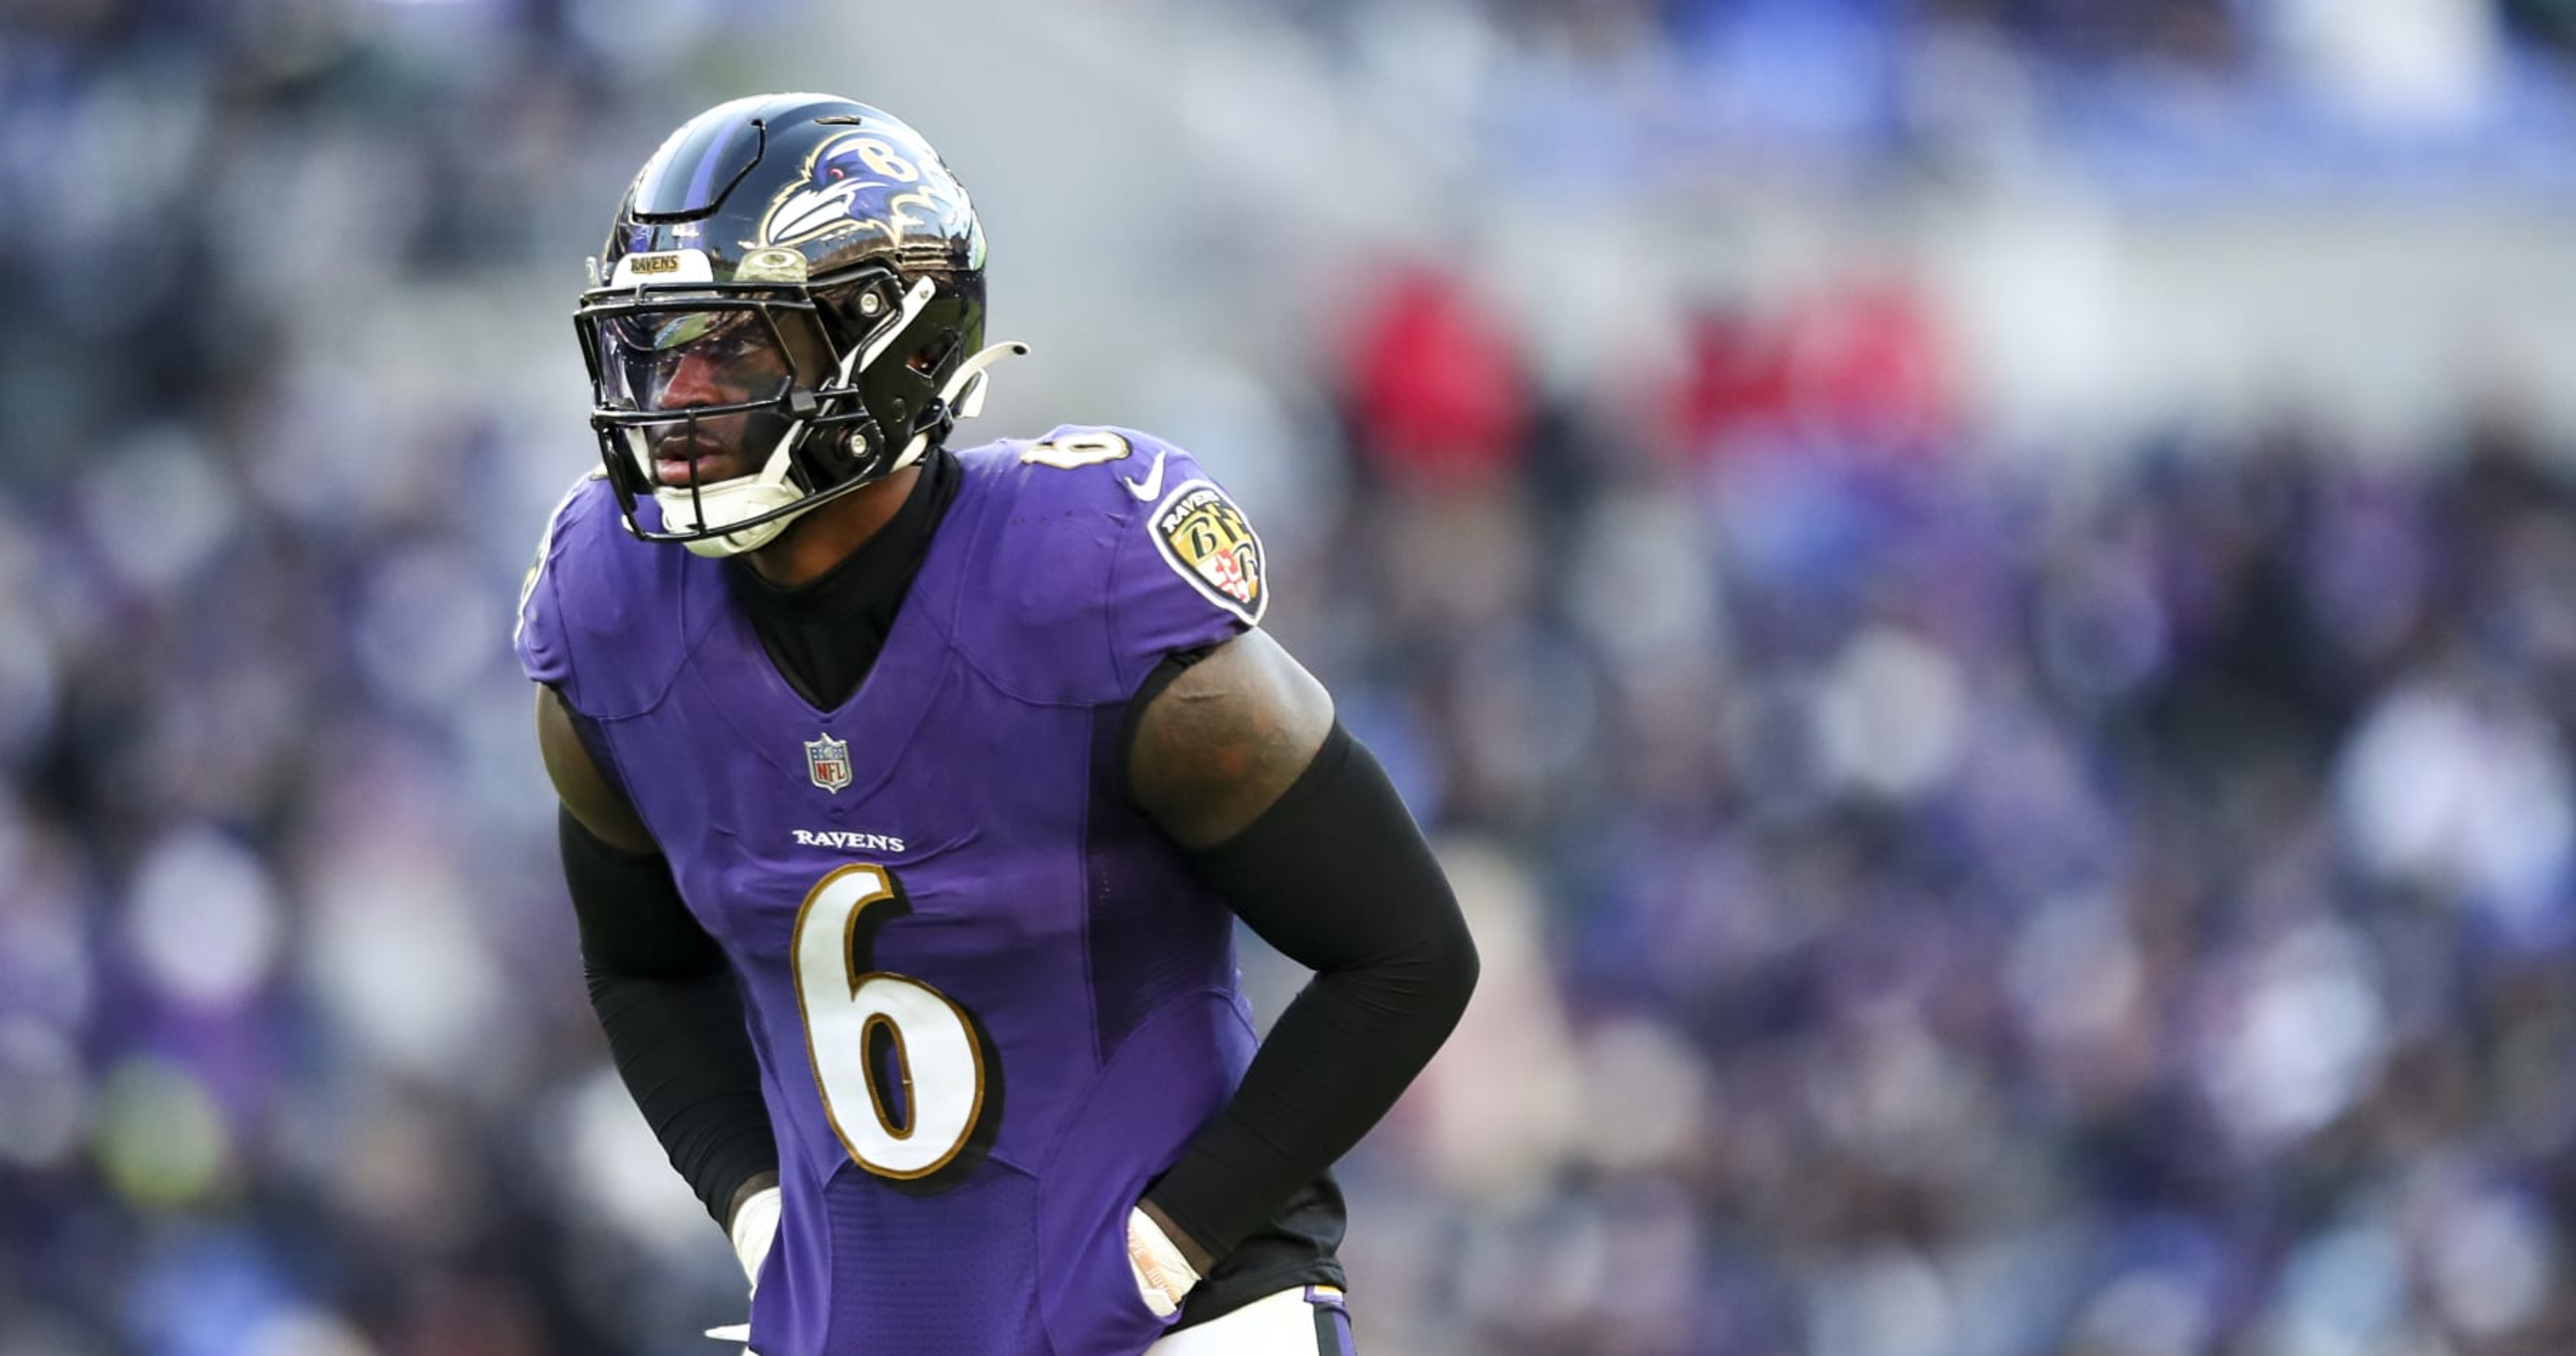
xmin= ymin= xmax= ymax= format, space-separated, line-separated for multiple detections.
xmin=729 ymin=1185 xmax=782 ymax=1292
xmin=705 ymin=1185 xmax=782 ymax=1348
xmin=1125 ymin=1207 xmax=1203 ymax=1319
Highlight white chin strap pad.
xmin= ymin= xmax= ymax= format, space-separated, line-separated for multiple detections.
xmin=660 ymin=476 xmax=805 ymax=557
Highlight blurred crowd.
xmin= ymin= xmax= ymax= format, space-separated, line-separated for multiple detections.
xmin=9 ymin=3 xmax=2576 ymax=1356
xmin=1276 ymin=0 xmax=2576 ymax=201
xmin=1306 ymin=260 xmax=2576 ymax=1356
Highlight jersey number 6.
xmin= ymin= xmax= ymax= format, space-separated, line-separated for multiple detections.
xmin=790 ymin=864 xmax=999 ymax=1191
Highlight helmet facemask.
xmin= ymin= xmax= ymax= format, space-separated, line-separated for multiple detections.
xmin=578 ymin=266 xmax=978 ymax=557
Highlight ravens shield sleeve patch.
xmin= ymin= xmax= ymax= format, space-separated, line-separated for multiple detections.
xmin=1149 ymin=479 xmax=1267 ymax=625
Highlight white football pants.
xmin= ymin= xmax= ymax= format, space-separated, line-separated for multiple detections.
xmin=728 ymin=1283 xmax=1353 ymax=1355
xmin=1146 ymin=1286 xmax=1354 ymax=1355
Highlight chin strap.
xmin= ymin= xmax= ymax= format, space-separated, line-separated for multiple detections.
xmin=667 ymin=479 xmax=807 ymax=558
xmin=946 ymin=339 xmax=1029 ymax=419
xmin=893 ymin=340 xmax=1030 ymax=471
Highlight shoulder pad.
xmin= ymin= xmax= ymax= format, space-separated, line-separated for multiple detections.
xmin=511 ymin=472 xmax=719 ymax=718
xmin=946 ymin=427 xmax=1266 ymax=702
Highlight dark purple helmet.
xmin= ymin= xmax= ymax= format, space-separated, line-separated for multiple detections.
xmin=575 ymin=94 xmax=1020 ymax=556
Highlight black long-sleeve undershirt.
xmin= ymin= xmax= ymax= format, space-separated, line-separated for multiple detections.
xmin=560 ymin=807 xmax=778 ymax=1225
xmin=1133 ymin=721 xmax=1480 ymax=1262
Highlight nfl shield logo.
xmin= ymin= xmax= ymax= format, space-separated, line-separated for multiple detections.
xmin=805 ymin=733 xmax=852 ymax=793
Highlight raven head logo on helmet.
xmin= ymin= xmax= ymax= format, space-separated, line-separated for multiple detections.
xmin=575 ymin=94 xmax=1025 ymax=557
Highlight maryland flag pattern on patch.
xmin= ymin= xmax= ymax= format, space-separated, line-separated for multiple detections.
xmin=1150 ymin=479 xmax=1266 ymax=624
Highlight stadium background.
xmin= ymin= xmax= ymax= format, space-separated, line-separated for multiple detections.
xmin=9 ymin=1 xmax=2576 ymax=1353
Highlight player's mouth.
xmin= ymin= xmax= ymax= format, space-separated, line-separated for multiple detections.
xmin=656 ymin=441 xmax=747 ymax=487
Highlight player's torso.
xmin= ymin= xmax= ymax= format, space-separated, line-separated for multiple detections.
xmin=577 ymin=445 xmax=1259 ymax=1355
xmin=641 ymin=610 xmax=1114 ymax=1183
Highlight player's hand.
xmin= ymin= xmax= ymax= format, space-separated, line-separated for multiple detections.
xmin=1125 ymin=1206 xmax=1202 ymax=1319
xmin=730 ymin=1184 xmax=782 ymax=1292
xmin=704 ymin=1184 xmax=782 ymax=1350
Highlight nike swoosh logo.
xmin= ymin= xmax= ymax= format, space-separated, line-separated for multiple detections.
xmin=1121 ymin=448 xmax=1167 ymax=502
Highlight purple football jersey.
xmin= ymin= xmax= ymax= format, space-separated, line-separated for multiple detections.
xmin=517 ymin=427 xmax=1274 ymax=1355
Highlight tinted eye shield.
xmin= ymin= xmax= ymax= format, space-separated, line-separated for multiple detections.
xmin=573 ymin=268 xmax=912 ymax=433
xmin=576 ymin=289 xmax=818 ymax=422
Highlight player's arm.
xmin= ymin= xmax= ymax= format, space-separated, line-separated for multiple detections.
xmin=537 ymin=688 xmax=782 ymax=1265
xmin=1121 ymin=630 xmax=1481 ymax=1274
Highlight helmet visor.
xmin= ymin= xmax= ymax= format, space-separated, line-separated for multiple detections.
xmin=590 ymin=305 xmax=798 ymax=413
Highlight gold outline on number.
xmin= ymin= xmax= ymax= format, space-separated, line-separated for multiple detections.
xmin=789 ymin=862 xmax=990 ymax=1182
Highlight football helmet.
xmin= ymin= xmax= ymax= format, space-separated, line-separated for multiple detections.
xmin=576 ymin=93 xmax=1024 ymax=556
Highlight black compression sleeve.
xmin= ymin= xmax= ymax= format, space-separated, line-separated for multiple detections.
xmin=1140 ymin=723 xmax=1478 ymax=1260
xmin=560 ymin=807 xmax=780 ymax=1224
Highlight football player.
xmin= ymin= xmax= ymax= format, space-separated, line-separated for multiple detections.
xmin=515 ymin=94 xmax=1478 ymax=1356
